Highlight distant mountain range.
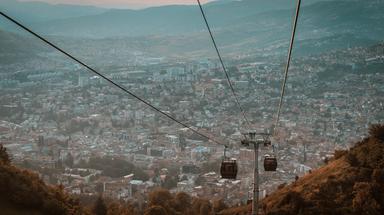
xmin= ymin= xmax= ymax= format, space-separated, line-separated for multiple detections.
xmin=1 ymin=0 xmax=369 ymax=38
xmin=0 ymin=0 xmax=107 ymax=23
xmin=0 ymin=0 xmax=383 ymax=56
xmin=0 ymin=0 xmax=297 ymax=37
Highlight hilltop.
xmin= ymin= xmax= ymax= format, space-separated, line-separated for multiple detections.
xmin=220 ymin=124 xmax=384 ymax=215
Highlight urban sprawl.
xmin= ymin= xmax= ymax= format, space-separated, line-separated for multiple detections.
xmin=0 ymin=45 xmax=383 ymax=207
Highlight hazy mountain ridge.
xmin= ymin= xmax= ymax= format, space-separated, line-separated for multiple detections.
xmin=20 ymin=0 xmax=295 ymax=37
xmin=9 ymin=0 xmax=382 ymax=56
xmin=12 ymin=0 xmax=381 ymax=39
xmin=0 ymin=0 xmax=107 ymax=23
xmin=1 ymin=0 xmax=382 ymax=56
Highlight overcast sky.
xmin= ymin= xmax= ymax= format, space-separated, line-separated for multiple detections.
xmin=19 ymin=0 xmax=214 ymax=9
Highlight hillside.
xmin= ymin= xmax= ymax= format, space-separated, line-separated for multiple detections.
xmin=0 ymin=145 xmax=85 ymax=215
xmin=220 ymin=124 xmax=384 ymax=215
xmin=0 ymin=29 xmax=48 ymax=64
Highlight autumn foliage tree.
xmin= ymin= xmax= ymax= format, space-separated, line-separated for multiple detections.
xmin=144 ymin=205 xmax=168 ymax=215
xmin=192 ymin=198 xmax=213 ymax=215
xmin=172 ymin=192 xmax=192 ymax=214
xmin=0 ymin=144 xmax=10 ymax=164
xmin=369 ymin=124 xmax=384 ymax=142
xmin=144 ymin=188 xmax=217 ymax=215
xmin=148 ymin=188 xmax=174 ymax=214
xmin=107 ymin=201 xmax=138 ymax=215
xmin=213 ymin=199 xmax=227 ymax=213
xmin=93 ymin=196 xmax=107 ymax=215
xmin=352 ymin=182 xmax=382 ymax=215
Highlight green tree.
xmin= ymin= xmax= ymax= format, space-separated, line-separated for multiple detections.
xmin=162 ymin=176 xmax=177 ymax=189
xmin=85 ymin=156 xmax=149 ymax=180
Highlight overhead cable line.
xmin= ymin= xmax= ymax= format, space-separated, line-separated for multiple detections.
xmin=196 ymin=0 xmax=252 ymax=130
xmin=0 ymin=11 xmax=226 ymax=146
xmin=273 ymin=0 xmax=302 ymax=136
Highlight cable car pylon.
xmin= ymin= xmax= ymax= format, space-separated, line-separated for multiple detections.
xmin=243 ymin=0 xmax=302 ymax=214
xmin=241 ymin=132 xmax=272 ymax=215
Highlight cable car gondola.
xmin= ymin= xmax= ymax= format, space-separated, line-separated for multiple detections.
xmin=264 ymin=141 xmax=277 ymax=171
xmin=264 ymin=154 xmax=277 ymax=171
xmin=221 ymin=159 xmax=238 ymax=179
xmin=220 ymin=146 xmax=238 ymax=179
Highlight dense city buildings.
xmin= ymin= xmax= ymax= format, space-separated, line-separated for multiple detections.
xmin=1 ymin=43 xmax=383 ymax=206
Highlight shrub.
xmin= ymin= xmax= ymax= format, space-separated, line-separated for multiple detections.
xmin=352 ymin=182 xmax=381 ymax=215
xmin=271 ymin=191 xmax=304 ymax=215
xmin=334 ymin=150 xmax=347 ymax=160
xmin=0 ymin=145 xmax=10 ymax=164
xmin=191 ymin=198 xmax=212 ymax=215
xmin=369 ymin=124 xmax=384 ymax=142
xmin=144 ymin=205 xmax=168 ymax=215
xmin=43 ymin=199 xmax=68 ymax=215
xmin=346 ymin=153 xmax=359 ymax=167
xmin=93 ymin=196 xmax=107 ymax=215
xmin=213 ymin=199 xmax=227 ymax=213
xmin=371 ymin=169 xmax=384 ymax=183
xmin=277 ymin=183 xmax=287 ymax=190
xmin=173 ymin=192 xmax=192 ymax=213
xmin=356 ymin=168 xmax=372 ymax=182
xmin=148 ymin=188 xmax=173 ymax=208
